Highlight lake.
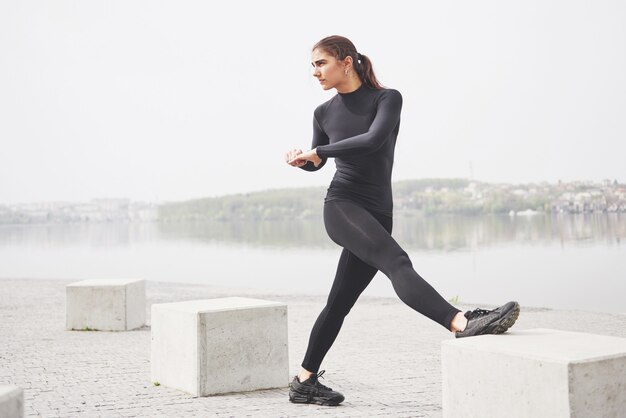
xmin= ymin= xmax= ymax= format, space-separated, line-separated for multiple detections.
xmin=1 ymin=212 xmax=624 ymax=314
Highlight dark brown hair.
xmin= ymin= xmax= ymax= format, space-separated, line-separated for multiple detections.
xmin=312 ymin=35 xmax=384 ymax=89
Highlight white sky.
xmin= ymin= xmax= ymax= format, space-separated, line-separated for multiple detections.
xmin=1 ymin=0 xmax=625 ymax=204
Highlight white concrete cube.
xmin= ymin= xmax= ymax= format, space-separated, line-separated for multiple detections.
xmin=0 ymin=386 xmax=23 ymax=418
xmin=442 ymin=328 xmax=626 ymax=418
xmin=66 ymin=279 xmax=146 ymax=331
xmin=151 ymin=297 xmax=289 ymax=397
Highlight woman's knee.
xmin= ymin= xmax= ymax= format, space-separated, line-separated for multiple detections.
xmin=324 ymin=297 xmax=354 ymax=319
xmin=382 ymin=250 xmax=413 ymax=277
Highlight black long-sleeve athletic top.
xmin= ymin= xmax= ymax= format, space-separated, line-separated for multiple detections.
xmin=300 ymin=83 xmax=403 ymax=217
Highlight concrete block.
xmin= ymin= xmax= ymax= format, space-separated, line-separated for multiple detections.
xmin=0 ymin=385 xmax=23 ymax=418
xmin=442 ymin=328 xmax=626 ymax=418
xmin=151 ymin=297 xmax=289 ymax=396
xmin=66 ymin=279 xmax=146 ymax=331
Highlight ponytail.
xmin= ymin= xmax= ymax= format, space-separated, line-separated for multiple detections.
xmin=354 ymin=52 xmax=383 ymax=89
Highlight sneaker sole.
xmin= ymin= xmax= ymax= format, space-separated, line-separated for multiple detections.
xmin=491 ymin=301 xmax=520 ymax=334
xmin=289 ymin=390 xmax=344 ymax=406
xmin=455 ymin=301 xmax=521 ymax=338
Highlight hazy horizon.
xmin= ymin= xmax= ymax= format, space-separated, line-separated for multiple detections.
xmin=2 ymin=0 xmax=625 ymax=205
xmin=1 ymin=176 xmax=623 ymax=206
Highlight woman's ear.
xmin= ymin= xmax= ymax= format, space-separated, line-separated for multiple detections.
xmin=343 ymin=55 xmax=353 ymax=70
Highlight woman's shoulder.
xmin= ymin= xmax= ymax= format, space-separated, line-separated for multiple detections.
xmin=313 ymin=95 xmax=336 ymax=118
xmin=378 ymin=87 xmax=402 ymax=99
xmin=374 ymin=87 xmax=402 ymax=107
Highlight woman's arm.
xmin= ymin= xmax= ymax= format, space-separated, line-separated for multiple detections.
xmin=315 ymin=89 xmax=402 ymax=159
xmin=299 ymin=111 xmax=329 ymax=172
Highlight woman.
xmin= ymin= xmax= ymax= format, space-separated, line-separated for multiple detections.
xmin=285 ymin=35 xmax=520 ymax=406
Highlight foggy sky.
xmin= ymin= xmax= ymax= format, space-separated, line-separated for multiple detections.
xmin=1 ymin=0 xmax=625 ymax=204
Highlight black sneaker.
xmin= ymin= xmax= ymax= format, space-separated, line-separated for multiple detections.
xmin=288 ymin=369 xmax=345 ymax=406
xmin=455 ymin=301 xmax=520 ymax=338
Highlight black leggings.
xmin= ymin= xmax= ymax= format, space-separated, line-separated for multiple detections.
xmin=301 ymin=199 xmax=462 ymax=373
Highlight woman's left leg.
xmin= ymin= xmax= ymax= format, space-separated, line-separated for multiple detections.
xmin=323 ymin=200 xmax=462 ymax=331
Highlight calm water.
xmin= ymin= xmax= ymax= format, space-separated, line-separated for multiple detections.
xmin=1 ymin=213 xmax=625 ymax=314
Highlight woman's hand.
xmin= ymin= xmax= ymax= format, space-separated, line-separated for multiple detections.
xmin=285 ymin=149 xmax=307 ymax=167
xmin=286 ymin=148 xmax=322 ymax=167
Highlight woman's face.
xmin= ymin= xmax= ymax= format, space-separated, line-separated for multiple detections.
xmin=311 ymin=48 xmax=347 ymax=91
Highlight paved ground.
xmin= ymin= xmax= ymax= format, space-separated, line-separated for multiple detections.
xmin=1 ymin=278 xmax=625 ymax=417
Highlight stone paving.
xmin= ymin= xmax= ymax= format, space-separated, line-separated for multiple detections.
xmin=1 ymin=278 xmax=625 ymax=417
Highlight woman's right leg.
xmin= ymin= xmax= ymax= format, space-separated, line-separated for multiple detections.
xmin=300 ymin=247 xmax=381 ymax=374
xmin=300 ymin=207 xmax=392 ymax=374
xmin=323 ymin=200 xmax=462 ymax=331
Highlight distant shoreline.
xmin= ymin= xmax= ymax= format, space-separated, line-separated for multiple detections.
xmin=2 ymin=178 xmax=625 ymax=224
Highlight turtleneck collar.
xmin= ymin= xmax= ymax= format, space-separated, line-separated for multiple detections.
xmin=337 ymin=82 xmax=367 ymax=97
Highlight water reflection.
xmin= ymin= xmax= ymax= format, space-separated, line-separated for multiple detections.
xmin=0 ymin=222 xmax=158 ymax=248
xmin=0 ymin=213 xmax=624 ymax=250
xmin=392 ymin=212 xmax=625 ymax=251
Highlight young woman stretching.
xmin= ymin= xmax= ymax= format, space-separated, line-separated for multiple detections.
xmin=285 ymin=35 xmax=520 ymax=406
